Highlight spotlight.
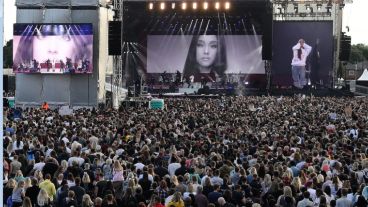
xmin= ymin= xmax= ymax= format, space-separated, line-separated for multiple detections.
xmin=317 ymin=4 xmax=322 ymax=11
xmin=193 ymin=2 xmax=197 ymax=10
xmin=182 ymin=2 xmax=187 ymax=10
xmin=215 ymin=2 xmax=220 ymax=10
xmin=245 ymin=81 xmax=249 ymax=85
xmin=225 ymin=2 xmax=230 ymax=10
xmin=306 ymin=4 xmax=310 ymax=12
xmin=203 ymin=2 xmax=208 ymax=10
xmin=149 ymin=3 xmax=153 ymax=10
xmin=160 ymin=2 xmax=165 ymax=10
xmin=172 ymin=3 xmax=175 ymax=9
xmin=326 ymin=4 xmax=332 ymax=13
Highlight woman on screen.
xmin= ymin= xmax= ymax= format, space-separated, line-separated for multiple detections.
xmin=183 ymin=34 xmax=227 ymax=83
xmin=33 ymin=25 xmax=93 ymax=73
xmin=13 ymin=24 xmax=93 ymax=73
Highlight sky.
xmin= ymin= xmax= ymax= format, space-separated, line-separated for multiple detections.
xmin=3 ymin=0 xmax=368 ymax=45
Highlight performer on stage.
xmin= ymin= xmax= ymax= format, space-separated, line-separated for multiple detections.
xmin=175 ymin=70 xmax=182 ymax=86
xmin=291 ymin=39 xmax=312 ymax=89
xmin=46 ymin=59 xmax=52 ymax=72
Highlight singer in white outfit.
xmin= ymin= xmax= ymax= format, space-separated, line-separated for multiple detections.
xmin=291 ymin=39 xmax=312 ymax=89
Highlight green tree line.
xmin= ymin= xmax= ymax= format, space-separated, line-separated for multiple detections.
xmin=3 ymin=39 xmax=13 ymax=68
xmin=349 ymin=44 xmax=368 ymax=63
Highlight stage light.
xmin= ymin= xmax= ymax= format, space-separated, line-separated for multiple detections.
xmin=306 ymin=4 xmax=310 ymax=12
xmin=326 ymin=4 xmax=332 ymax=13
xmin=172 ymin=3 xmax=175 ymax=9
xmin=192 ymin=2 xmax=197 ymax=10
xmin=317 ymin=4 xmax=322 ymax=11
xmin=203 ymin=2 xmax=208 ymax=10
xmin=149 ymin=3 xmax=153 ymax=10
xmin=160 ymin=2 xmax=165 ymax=10
xmin=225 ymin=2 xmax=230 ymax=10
xmin=215 ymin=2 xmax=220 ymax=10
xmin=182 ymin=2 xmax=187 ymax=10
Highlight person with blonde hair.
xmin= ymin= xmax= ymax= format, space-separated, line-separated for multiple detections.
xmin=12 ymin=180 xmax=26 ymax=207
xmin=15 ymin=170 xmax=25 ymax=182
xmin=112 ymin=160 xmax=124 ymax=182
xmin=276 ymin=186 xmax=296 ymax=207
xmin=82 ymin=172 xmax=91 ymax=192
xmin=24 ymin=178 xmax=32 ymax=189
xmin=127 ymin=177 xmax=141 ymax=195
xmin=22 ymin=196 xmax=32 ymax=207
xmin=82 ymin=194 xmax=94 ymax=207
xmin=171 ymin=175 xmax=179 ymax=187
xmin=37 ymin=188 xmax=50 ymax=207
xmin=34 ymin=170 xmax=44 ymax=184
xmin=167 ymin=192 xmax=184 ymax=207
xmin=103 ymin=158 xmax=113 ymax=180
xmin=291 ymin=176 xmax=302 ymax=195
xmin=4 ymin=179 xmax=17 ymax=206
xmin=261 ymin=174 xmax=272 ymax=197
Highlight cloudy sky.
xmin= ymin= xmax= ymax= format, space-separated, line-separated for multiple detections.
xmin=3 ymin=0 xmax=368 ymax=45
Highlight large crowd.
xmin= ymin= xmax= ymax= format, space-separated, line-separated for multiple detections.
xmin=3 ymin=95 xmax=368 ymax=207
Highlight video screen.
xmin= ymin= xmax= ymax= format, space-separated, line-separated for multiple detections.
xmin=13 ymin=24 xmax=93 ymax=74
xmin=147 ymin=35 xmax=264 ymax=82
xmin=272 ymin=21 xmax=334 ymax=88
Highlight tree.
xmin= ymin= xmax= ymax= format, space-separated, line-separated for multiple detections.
xmin=349 ymin=44 xmax=368 ymax=63
xmin=3 ymin=39 xmax=13 ymax=68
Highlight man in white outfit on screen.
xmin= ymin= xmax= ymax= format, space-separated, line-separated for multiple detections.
xmin=291 ymin=39 xmax=312 ymax=89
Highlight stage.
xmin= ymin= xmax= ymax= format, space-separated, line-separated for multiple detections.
xmin=135 ymin=85 xmax=354 ymax=98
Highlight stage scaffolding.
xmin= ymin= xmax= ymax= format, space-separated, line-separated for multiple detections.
xmin=111 ymin=0 xmax=124 ymax=108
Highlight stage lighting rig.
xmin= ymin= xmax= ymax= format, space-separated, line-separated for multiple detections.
xmin=203 ymin=2 xmax=208 ymax=10
xmin=182 ymin=2 xmax=187 ymax=10
xmin=215 ymin=2 xmax=220 ymax=10
xmin=160 ymin=2 xmax=165 ymax=10
xmin=225 ymin=2 xmax=230 ymax=10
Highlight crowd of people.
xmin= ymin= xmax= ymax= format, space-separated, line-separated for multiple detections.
xmin=3 ymin=95 xmax=368 ymax=207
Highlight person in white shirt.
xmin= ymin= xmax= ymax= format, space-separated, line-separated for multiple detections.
xmin=336 ymin=188 xmax=353 ymax=207
xmin=168 ymin=157 xmax=181 ymax=176
xmin=297 ymin=191 xmax=314 ymax=207
xmin=33 ymin=156 xmax=46 ymax=171
xmin=291 ymin=39 xmax=312 ymax=89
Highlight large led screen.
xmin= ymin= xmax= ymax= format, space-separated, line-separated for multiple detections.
xmin=13 ymin=24 xmax=93 ymax=74
xmin=272 ymin=21 xmax=334 ymax=88
xmin=147 ymin=35 xmax=264 ymax=82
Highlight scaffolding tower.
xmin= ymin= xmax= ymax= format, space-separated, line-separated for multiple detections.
xmin=112 ymin=0 xmax=124 ymax=108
